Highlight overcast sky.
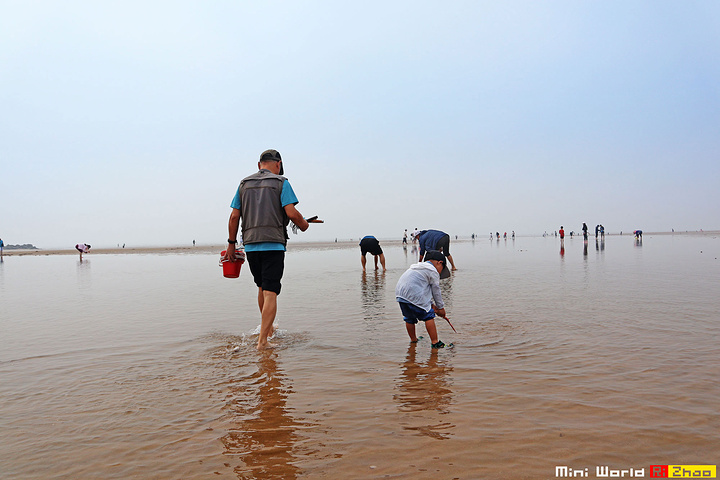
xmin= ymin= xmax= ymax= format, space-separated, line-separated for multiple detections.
xmin=1 ymin=1 xmax=719 ymax=248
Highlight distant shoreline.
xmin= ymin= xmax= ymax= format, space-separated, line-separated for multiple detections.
xmin=2 ymin=241 xmax=361 ymax=257
xmin=2 ymin=230 xmax=718 ymax=257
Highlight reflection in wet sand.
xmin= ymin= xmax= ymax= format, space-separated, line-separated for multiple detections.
xmin=220 ymin=352 xmax=306 ymax=480
xmin=360 ymin=270 xmax=386 ymax=325
xmin=394 ymin=344 xmax=455 ymax=440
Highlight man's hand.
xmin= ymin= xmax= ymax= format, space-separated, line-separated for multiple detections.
xmin=225 ymin=243 xmax=236 ymax=262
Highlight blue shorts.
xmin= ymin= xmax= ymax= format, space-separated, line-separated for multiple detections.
xmin=399 ymin=301 xmax=436 ymax=324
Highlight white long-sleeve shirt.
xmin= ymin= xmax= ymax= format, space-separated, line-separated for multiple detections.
xmin=395 ymin=261 xmax=444 ymax=311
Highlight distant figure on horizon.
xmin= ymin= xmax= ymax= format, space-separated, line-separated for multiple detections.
xmin=582 ymin=223 xmax=589 ymax=241
xmin=403 ymin=229 xmax=408 ymax=245
xmin=75 ymin=243 xmax=91 ymax=261
xmin=600 ymin=225 xmax=605 ymax=239
xmin=634 ymin=230 xmax=643 ymax=247
xmin=503 ymin=232 xmax=507 ymax=239
xmin=512 ymin=231 xmax=515 ymax=239
xmin=595 ymin=225 xmax=599 ymax=238
xmin=360 ymin=235 xmax=386 ymax=272
xmin=412 ymin=228 xmax=419 ymax=244
xmin=0 ymin=238 xmax=4 ymax=258
xmin=193 ymin=239 xmax=196 ymax=247
xmin=559 ymin=226 xmax=565 ymax=246
xmin=416 ymin=229 xmax=457 ymax=270
xmin=395 ymin=250 xmax=451 ymax=349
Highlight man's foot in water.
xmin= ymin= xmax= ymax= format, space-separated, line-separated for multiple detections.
xmin=257 ymin=341 xmax=278 ymax=350
xmin=431 ymin=340 xmax=445 ymax=349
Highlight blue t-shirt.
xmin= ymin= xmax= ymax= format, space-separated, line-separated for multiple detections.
xmin=230 ymin=178 xmax=299 ymax=252
xmin=418 ymin=229 xmax=447 ymax=256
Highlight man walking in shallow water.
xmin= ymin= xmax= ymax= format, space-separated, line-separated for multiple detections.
xmin=225 ymin=149 xmax=322 ymax=350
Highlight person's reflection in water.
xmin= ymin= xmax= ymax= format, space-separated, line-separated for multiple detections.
xmin=361 ymin=270 xmax=386 ymax=326
xmin=221 ymin=352 xmax=302 ymax=480
xmin=596 ymin=238 xmax=605 ymax=253
xmin=393 ymin=344 xmax=454 ymax=440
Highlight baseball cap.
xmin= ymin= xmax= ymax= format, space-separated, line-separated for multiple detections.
xmin=424 ymin=250 xmax=451 ymax=279
xmin=259 ymin=149 xmax=284 ymax=175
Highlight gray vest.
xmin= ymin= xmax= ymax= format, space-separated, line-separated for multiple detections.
xmin=239 ymin=170 xmax=290 ymax=245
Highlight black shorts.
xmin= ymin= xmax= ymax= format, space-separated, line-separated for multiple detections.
xmin=246 ymin=250 xmax=285 ymax=295
xmin=435 ymin=234 xmax=451 ymax=256
xmin=359 ymin=237 xmax=383 ymax=256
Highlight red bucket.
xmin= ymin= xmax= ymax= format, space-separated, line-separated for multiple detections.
xmin=220 ymin=250 xmax=245 ymax=278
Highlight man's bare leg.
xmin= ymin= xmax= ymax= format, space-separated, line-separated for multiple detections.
xmin=257 ymin=288 xmax=278 ymax=350
xmin=379 ymin=253 xmax=386 ymax=271
xmin=361 ymin=254 xmax=367 ymax=272
xmin=447 ymin=253 xmax=457 ymax=270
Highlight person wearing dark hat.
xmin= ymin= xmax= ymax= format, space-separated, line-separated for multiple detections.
xmin=416 ymin=229 xmax=457 ymax=270
xmin=359 ymin=235 xmax=386 ymax=272
xmin=395 ymin=250 xmax=451 ymax=349
xmin=225 ymin=149 xmax=323 ymax=350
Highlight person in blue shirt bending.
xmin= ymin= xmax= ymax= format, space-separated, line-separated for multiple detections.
xmin=416 ymin=229 xmax=457 ymax=270
xmin=359 ymin=235 xmax=386 ymax=272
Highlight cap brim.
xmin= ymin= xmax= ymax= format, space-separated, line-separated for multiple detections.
xmin=439 ymin=265 xmax=451 ymax=279
xmin=279 ymin=163 xmax=284 ymax=175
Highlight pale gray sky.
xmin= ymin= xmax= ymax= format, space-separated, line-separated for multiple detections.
xmin=1 ymin=1 xmax=719 ymax=248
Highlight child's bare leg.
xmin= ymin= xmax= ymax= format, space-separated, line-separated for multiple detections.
xmin=405 ymin=322 xmax=418 ymax=342
xmin=424 ymin=319 xmax=439 ymax=344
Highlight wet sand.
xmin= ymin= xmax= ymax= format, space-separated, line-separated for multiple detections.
xmin=1 ymin=234 xmax=718 ymax=479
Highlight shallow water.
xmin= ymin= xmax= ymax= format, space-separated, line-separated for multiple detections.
xmin=1 ymin=235 xmax=718 ymax=479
